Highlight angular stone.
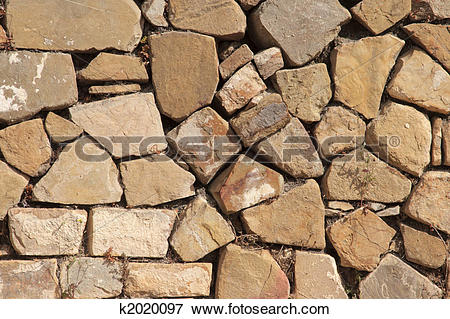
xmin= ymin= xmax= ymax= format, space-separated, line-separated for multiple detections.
xmin=359 ymin=254 xmax=443 ymax=298
xmin=33 ymin=137 xmax=123 ymax=205
xmin=0 ymin=51 xmax=77 ymax=123
xmin=237 ymin=0 xmax=260 ymax=11
xmin=249 ymin=0 xmax=350 ymax=67
xmin=219 ymin=44 xmax=253 ymax=80
xmin=366 ymin=202 xmax=386 ymax=211
xmin=125 ymin=263 xmax=212 ymax=298
xmin=0 ymin=160 xmax=28 ymax=220
xmin=6 ymin=0 xmax=142 ymax=52
xmin=60 ymin=257 xmax=123 ymax=299
xmin=410 ymin=0 xmax=450 ymax=21
xmin=327 ymin=208 xmax=396 ymax=271
xmin=88 ymin=207 xmax=177 ymax=258
xmin=403 ymin=171 xmax=450 ymax=234
xmin=218 ymin=41 xmax=241 ymax=61
xmin=70 ymin=93 xmax=166 ymax=158
xmin=242 ymin=180 xmax=325 ymax=249
xmin=332 ymin=35 xmax=405 ymax=119
xmin=254 ymin=47 xmax=284 ymax=80
xmin=376 ymin=206 xmax=400 ymax=217
xmin=168 ymin=0 xmax=246 ymax=40
xmin=120 ymin=156 xmax=195 ymax=207
xmin=45 ymin=112 xmax=82 ymax=143
xmin=0 ymin=259 xmax=59 ymax=298
xmin=209 ymin=155 xmax=284 ymax=214
xmin=0 ymin=119 xmax=52 ymax=177
xmin=444 ymin=118 xmax=450 ymax=165
xmin=245 ymin=91 xmax=274 ymax=110
xmin=141 ymin=0 xmax=168 ymax=27
xmin=88 ymin=84 xmax=141 ymax=95
xmin=294 ymin=252 xmax=347 ymax=299
xmin=431 ymin=117 xmax=443 ymax=166
xmin=387 ymin=48 xmax=450 ymax=115
xmin=150 ymin=32 xmax=219 ymax=121
xmin=328 ymin=201 xmax=354 ymax=212
xmin=216 ymin=244 xmax=290 ymax=299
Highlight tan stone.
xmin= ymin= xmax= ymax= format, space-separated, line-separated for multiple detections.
xmin=254 ymin=47 xmax=284 ymax=80
xmin=245 ymin=91 xmax=275 ymax=110
xmin=0 ymin=160 xmax=28 ymax=220
xmin=141 ymin=0 xmax=168 ymax=27
xmin=45 ymin=112 xmax=82 ymax=143
xmin=431 ymin=117 xmax=443 ymax=166
xmin=328 ymin=201 xmax=354 ymax=212
xmin=376 ymin=206 xmax=400 ymax=217
xmin=218 ymin=41 xmax=241 ymax=61
xmin=444 ymin=118 xmax=450 ymax=165
xmin=89 ymin=84 xmax=141 ymax=95
xmin=237 ymin=0 xmax=260 ymax=11
xmin=0 ymin=26 xmax=7 ymax=47
xmin=219 ymin=44 xmax=253 ymax=80
xmin=410 ymin=0 xmax=450 ymax=21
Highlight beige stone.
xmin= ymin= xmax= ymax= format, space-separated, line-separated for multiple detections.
xmin=0 ymin=26 xmax=7 ymax=47
xmin=254 ymin=47 xmax=284 ymax=80
xmin=0 ymin=160 xmax=28 ymax=220
xmin=45 ymin=112 xmax=82 ymax=143
xmin=444 ymin=118 xmax=450 ymax=165
xmin=219 ymin=44 xmax=253 ymax=80
xmin=237 ymin=0 xmax=260 ymax=11
xmin=328 ymin=201 xmax=354 ymax=212
xmin=410 ymin=0 xmax=450 ymax=21
xmin=431 ymin=117 xmax=443 ymax=166
xmin=141 ymin=0 xmax=168 ymax=27
xmin=88 ymin=84 xmax=141 ymax=95
xmin=376 ymin=206 xmax=400 ymax=217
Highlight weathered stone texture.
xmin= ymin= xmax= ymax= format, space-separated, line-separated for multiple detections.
xmin=142 ymin=0 xmax=168 ymax=27
xmin=431 ymin=117 xmax=443 ymax=166
xmin=88 ymin=84 xmax=141 ymax=95
xmin=0 ymin=160 xmax=28 ymax=220
xmin=254 ymin=47 xmax=284 ymax=80
xmin=45 ymin=112 xmax=82 ymax=143
xmin=219 ymin=44 xmax=253 ymax=80
xmin=410 ymin=0 xmax=450 ymax=21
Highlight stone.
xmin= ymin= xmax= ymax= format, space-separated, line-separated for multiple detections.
xmin=170 ymin=197 xmax=235 ymax=261
xmin=0 ymin=160 xmax=28 ymax=220
xmin=366 ymin=202 xmax=386 ymax=212
xmin=322 ymin=149 xmax=412 ymax=203
xmin=216 ymin=244 xmax=290 ymax=299
xmin=332 ymin=35 xmax=405 ymax=119
xmin=351 ymin=0 xmax=411 ymax=35
xmin=33 ymin=137 xmax=123 ymax=205
xmin=249 ymin=0 xmax=350 ymax=67
xmin=359 ymin=254 xmax=443 ymax=298
xmin=120 ymin=156 xmax=196 ymax=207
xmin=70 ymin=93 xmax=166 ymax=158
xmin=327 ymin=208 xmax=396 ymax=271
xmin=400 ymin=224 xmax=447 ymax=269
xmin=125 ymin=263 xmax=212 ymax=298
xmin=241 ymin=180 xmax=325 ymax=249
xmin=218 ymin=41 xmax=241 ymax=61
xmin=403 ymin=171 xmax=450 ymax=234
xmin=293 ymin=252 xmax=347 ymax=299
xmin=376 ymin=206 xmax=400 ymax=217
xmin=0 ymin=119 xmax=52 ymax=177
xmin=410 ymin=0 xmax=450 ymax=21
xmin=77 ymin=53 xmax=148 ymax=83
xmin=88 ymin=207 xmax=177 ymax=258
xmin=0 ymin=244 xmax=12 ymax=256
xmin=325 ymin=208 xmax=345 ymax=218
xmin=150 ymin=32 xmax=219 ymax=121
xmin=272 ymin=63 xmax=332 ymax=123
xmin=6 ymin=0 xmax=142 ymax=52
xmin=254 ymin=47 xmax=284 ymax=80
xmin=209 ymin=155 xmax=284 ymax=214
xmin=0 ymin=51 xmax=77 ymax=123
xmin=245 ymin=91 xmax=274 ymax=110
xmin=45 ymin=112 xmax=83 ymax=143
xmin=141 ymin=0 xmax=168 ymax=27
xmin=0 ymin=259 xmax=59 ymax=298
xmin=168 ymin=0 xmax=246 ymax=40
xmin=216 ymin=63 xmax=267 ymax=116
xmin=237 ymin=0 xmax=260 ymax=11
xmin=219 ymin=44 xmax=253 ymax=80
xmin=314 ymin=106 xmax=366 ymax=157
xmin=387 ymin=48 xmax=450 ymax=115
xmin=447 ymin=258 xmax=450 ymax=298
xmin=431 ymin=117 xmax=443 ymax=166
xmin=230 ymin=94 xmax=290 ymax=147
xmin=444 ymin=118 xmax=450 ymax=165
xmin=328 ymin=201 xmax=354 ymax=212
xmin=88 ymin=84 xmax=141 ymax=95
xmin=60 ymin=257 xmax=123 ymax=299
xmin=366 ymin=101 xmax=432 ymax=177
xmin=167 ymin=107 xmax=241 ymax=185
xmin=255 ymin=117 xmax=324 ymax=178
xmin=0 ymin=26 xmax=7 ymax=48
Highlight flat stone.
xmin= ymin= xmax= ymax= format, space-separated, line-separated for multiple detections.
xmin=0 ymin=119 xmax=52 ymax=177
xmin=60 ymin=257 xmax=123 ymax=299
xmin=366 ymin=202 xmax=387 ymax=212
xmin=332 ymin=35 xmax=405 ymax=119
xmin=254 ymin=47 xmax=284 ymax=80
xmin=120 ymin=156 xmax=196 ymax=207
xmin=328 ymin=201 xmax=354 ymax=212
xmin=170 ymin=196 xmax=235 ymax=261
xmin=403 ymin=170 xmax=450 ymax=234
xmin=0 ymin=51 xmax=77 ymax=123
xmin=0 ymin=160 xmax=28 ymax=220
xmin=359 ymin=254 xmax=443 ymax=298
xmin=45 ymin=112 xmax=83 ymax=143
xmin=141 ymin=0 xmax=168 ymax=27
xmin=376 ymin=206 xmax=400 ymax=217
xmin=410 ymin=0 xmax=450 ymax=21
xmin=219 ymin=44 xmax=253 ymax=80
xmin=431 ymin=117 xmax=443 ymax=166
xmin=6 ymin=0 xmax=142 ymax=52
xmin=88 ymin=207 xmax=177 ymax=258
xmin=209 ymin=155 xmax=284 ymax=214
xmin=125 ymin=263 xmax=212 ymax=298
xmin=444 ymin=118 xmax=450 ymax=165
xmin=168 ymin=0 xmax=246 ymax=40
xmin=387 ymin=48 xmax=450 ymax=115
xmin=150 ymin=32 xmax=219 ymax=121
xmin=242 ymin=180 xmax=325 ymax=249
xmin=70 ymin=93 xmax=166 ymax=158
xmin=327 ymin=208 xmax=396 ymax=271
xmin=88 ymin=84 xmax=141 ymax=95
xmin=237 ymin=0 xmax=260 ymax=11
xmin=272 ymin=63 xmax=332 ymax=123
xmin=249 ymin=0 xmax=350 ymax=67
xmin=33 ymin=137 xmax=123 ymax=205
xmin=0 ymin=259 xmax=59 ymax=298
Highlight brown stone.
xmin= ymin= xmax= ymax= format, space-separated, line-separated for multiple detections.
xmin=447 ymin=257 xmax=450 ymax=298
xmin=410 ymin=0 xmax=450 ymax=21
xmin=218 ymin=41 xmax=241 ymax=61
xmin=444 ymin=118 xmax=450 ymax=165
xmin=0 ymin=160 xmax=28 ymax=220
xmin=376 ymin=206 xmax=400 ymax=217
xmin=45 ymin=112 xmax=82 ymax=143
xmin=431 ymin=117 xmax=443 ymax=166
xmin=254 ymin=47 xmax=284 ymax=80
xmin=0 ymin=244 xmax=12 ymax=257
xmin=237 ymin=0 xmax=260 ymax=11
xmin=328 ymin=201 xmax=354 ymax=212
xmin=219 ymin=44 xmax=253 ymax=80
xmin=141 ymin=0 xmax=168 ymax=27
xmin=0 ymin=26 xmax=7 ymax=47
xmin=88 ymin=84 xmax=141 ymax=95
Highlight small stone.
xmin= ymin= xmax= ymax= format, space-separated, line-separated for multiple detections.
xmin=272 ymin=63 xmax=332 ymax=123
xmin=443 ymin=118 xmax=450 ymax=165
xmin=237 ymin=0 xmax=260 ymax=11
xmin=254 ymin=47 xmax=284 ymax=80
xmin=327 ymin=208 xmax=396 ymax=271
xmin=209 ymin=155 xmax=284 ymax=214
xmin=219 ymin=44 xmax=253 ymax=80
xmin=0 ymin=119 xmax=52 ymax=177
xmin=125 ymin=263 xmax=212 ymax=298
xmin=216 ymin=244 xmax=290 ymax=299
xmin=0 ymin=244 xmax=12 ymax=256
xmin=366 ymin=202 xmax=386 ymax=212
xmin=45 ymin=112 xmax=82 ymax=143
xmin=218 ymin=41 xmax=241 ymax=61
xmin=0 ymin=26 xmax=7 ymax=47
xmin=359 ymin=254 xmax=443 ymax=298
xmin=325 ymin=208 xmax=345 ymax=218
xmin=88 ymin=84 xmax=141 ymax=95
xmin=88 ymin=207 xmax=177 ymax=258
xmin=376 ymin=206 xmax=400 ymax=217
xmin=141 ymin=0 xmax=168 ymax=27
xmin=0 ymin=160 xmax=28 ymax=220
xmin=410 ymin=0 xmax=450 ymax=21
xmin=241 ymin=180 xmax=325 ymax=249
xmin=431 ymin=117 xmax=443 ymax=166
xmin=328 ymin=201 xmax=354 ymax=212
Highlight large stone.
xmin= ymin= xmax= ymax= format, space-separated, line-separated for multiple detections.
xmin=254 ymin=47 xmax=284 ymax=80
xmin=141 ymin=0 xmax=168 ymax=27
xmin=387 ymin=48 xmax=450 ymax=115
xmin=88 ymin=207 xmax=177 ymax=258
xmin=125 ymin=263 xmax=212 ymax=298
xmin=410 ymin=0 xmax=450 ymax=21
xmin=0 ymin=160 xmax=28 ymax=220
xmin=6 ymin=0 xmax=142 ymax=52
xmin=359 ymin=254 xmax=443 ymax=299
xmin=249 ymin=0 xmax=350 ymax=67
xmin=431 ymin=117 xmax=443 ymax=166
xmin=219 ymin=44 xmax=253 ymax=80
xmin=0 ymin=51 xmax=77 ymax=123
xmin=242 ymin=180 xmax=325 ymax=249
xmin=45 ymin=112 xmax=82 ymax=143
xmin=150 ymin=32 xmax=219 ymax=121
xmin=70 ymin=93 xmax=166 ymax=158
xmin=332 ymin=35 xmax=405 ymax=119
xmin=32 ymin=137 xmax=123 ymax=205
xmin=88 ymin=84 xmax=141 ymax=95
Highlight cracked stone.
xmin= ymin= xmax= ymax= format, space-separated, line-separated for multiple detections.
xmin=45 ymin=112 xmax=82 ymax=143
xmin=0 ymin=160 xmax=28 ymax=220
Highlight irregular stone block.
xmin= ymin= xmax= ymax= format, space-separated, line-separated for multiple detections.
xmin=328 ymin=201 xmax=354 ymax=212
xmin=444 ymin=118 xmax=450 ymax=165
xmin=376 ymin=206 xmax=400 ymax=217
xmin=141 ymin=0 xmax=168 ymax=27
xmin=254 ymin=47 xmax=284 ymax=80
xmin=431 ymin=117 xmax=443 ymax=166
xmin=88 ymin=84 xmax=141 ymax=95
xmin=219 ymin=44 xmax=253 ymax=80
xmin=45 ymin=112 xmax=82 ymax=143
xmin=0 ymin=160 xmax=28 ymax=220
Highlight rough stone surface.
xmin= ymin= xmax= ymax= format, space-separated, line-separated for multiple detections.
xmin=218 ymin=41 xmax=241 ymax=60
xmin=328 ymin=201 xmax=354 ymax=212
xmin=237 ymin=0 xmax=260 ymax=11
xmin=141 ymin=0 xmax=168 ymax=27
xmin=254 ymin=47 xmax=284 ymax=80
xmin=219 ymin=44 xmax=253 ymax=80
xmin=444 ymin=118 xmax=450 ymax=165
xmin=431 ymin=117 xmax=443 ymax=166
xmin=0 ymin=160 xmax=28 ymax=220
xmin=410 ymin=0 xmax=450 ymax=21
xmin=366 ymin=202 xmax=386 ymax=211
xmin=376 ymin=206 xmax=400 ymax=217
xmin=45 ymin=112 xmax=82 ymax=143
xmin=88 ymin=84 xmax=141 ymax=95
